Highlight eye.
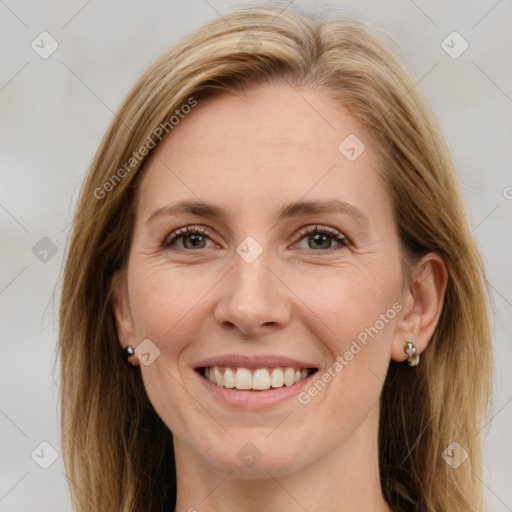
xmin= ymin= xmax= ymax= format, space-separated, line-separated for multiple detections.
xmin=293 ymin=225 xmax=349 ymax=252
xmin=162 ymin=226 xmax=216 ymax=250
xmin=161 ymin=224 xmax=349 ymax=253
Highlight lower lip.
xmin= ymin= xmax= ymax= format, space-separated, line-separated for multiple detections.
xmin=195 ymin=370 xmax=317 ymax=410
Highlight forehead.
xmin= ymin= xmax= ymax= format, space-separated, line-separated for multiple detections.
xmin=136 ymin=82 xmax=387 ymax=220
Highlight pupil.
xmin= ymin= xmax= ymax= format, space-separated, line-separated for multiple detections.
xmin=186 ymin=234 xmax=205 ymax=248
xmin=311 ymin=233 xmax=330 ymax=249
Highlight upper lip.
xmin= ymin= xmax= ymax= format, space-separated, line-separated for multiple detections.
xmin=194 ymin=354 xmax=319 ymax=370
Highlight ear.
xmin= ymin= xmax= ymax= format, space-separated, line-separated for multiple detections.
xmin=110 ymin=270 xmax=139 ymax=366
xmin=391 ymin=253 xmax=448 ymax=362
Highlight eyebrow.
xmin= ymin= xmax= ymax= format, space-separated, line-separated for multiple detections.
xmin=145 ymin=198 xmax=369 ymax=228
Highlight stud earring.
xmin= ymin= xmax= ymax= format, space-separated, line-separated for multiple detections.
xmin=124 ymin=345 xmax=135 ymax=362
xmin=403 ymin=341 xmax=420 ymax=366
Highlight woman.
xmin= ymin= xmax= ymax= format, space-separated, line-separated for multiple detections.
xmin=58 ymin=5 xmax=493 ymax=511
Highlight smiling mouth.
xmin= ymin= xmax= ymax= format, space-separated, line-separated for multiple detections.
xmin=197 ymin=366 xmax=318 ymax=391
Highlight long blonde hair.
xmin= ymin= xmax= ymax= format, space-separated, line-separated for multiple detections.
xmin=58 ymin=5 xmax=492 ymax=511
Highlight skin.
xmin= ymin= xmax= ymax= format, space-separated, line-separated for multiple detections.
xmin=112 ymin=81 xmax=447 ymax=512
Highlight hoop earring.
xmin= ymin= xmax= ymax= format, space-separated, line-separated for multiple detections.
xmin=403 ymin=341 xmax=420 ymax=366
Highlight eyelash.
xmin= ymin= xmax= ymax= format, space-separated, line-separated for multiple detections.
xmin=161 ymin=225 xmax=349 ymax=253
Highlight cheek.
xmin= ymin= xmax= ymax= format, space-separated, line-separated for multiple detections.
xmin=128 ymin=263 xmax=215 ymax=345
xmin=293 ymin=278 xmax=400 ymax=444
xmin=139 ymin=362 xmax=196 ymax=444
xmin=294 ymin=264 xmax=402 ymax=415
xmin=293 ymin=263 xmax=400 ymax=348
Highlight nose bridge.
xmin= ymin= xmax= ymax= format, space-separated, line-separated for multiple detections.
xmin=214 ymin=241 xmax=290 ymax=336
xmin=233 ymin=248 xmax=273 ymax=300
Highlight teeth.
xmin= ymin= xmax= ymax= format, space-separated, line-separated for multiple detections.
xmin=252 ymin=369 xmax=270 ymax=390
xmin=235 ymin=368 xmax=252 ymax=389
xmin=214 ymin=367 xmax=223 ymax=386
xmin=202 ymin=366 xmax=313 ymax=390
xmin=223 ymin=367 xmax=235 ymax=388
xmin=270 ymin=368 xmax=284 ymax=387
xmin=284 ymin=367 xmax=295 ymax=386
xmin=206 ymin=367 xmax=216 ymax=384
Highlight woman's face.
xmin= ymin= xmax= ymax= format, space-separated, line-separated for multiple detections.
xmin=113 ymin=81 xmax=413 ymax=477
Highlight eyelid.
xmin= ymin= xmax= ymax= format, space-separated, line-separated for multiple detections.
xmin=291 ymin=224 xmax=350 ymax=250
xmin=161 ymin=224 xmax=350 ymax=251
xmin=162 ymin=225 xmax=218 ymax=249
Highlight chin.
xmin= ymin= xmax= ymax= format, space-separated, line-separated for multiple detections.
xmin=200 ymin=438 xmax=312 ymax=478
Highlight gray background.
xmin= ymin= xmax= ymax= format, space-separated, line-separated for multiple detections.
xmin=1 ymin=0 xmax=511 ymax=510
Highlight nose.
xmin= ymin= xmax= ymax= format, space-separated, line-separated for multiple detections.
xmin=214 ymin=249 xmax=291 ymax=337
